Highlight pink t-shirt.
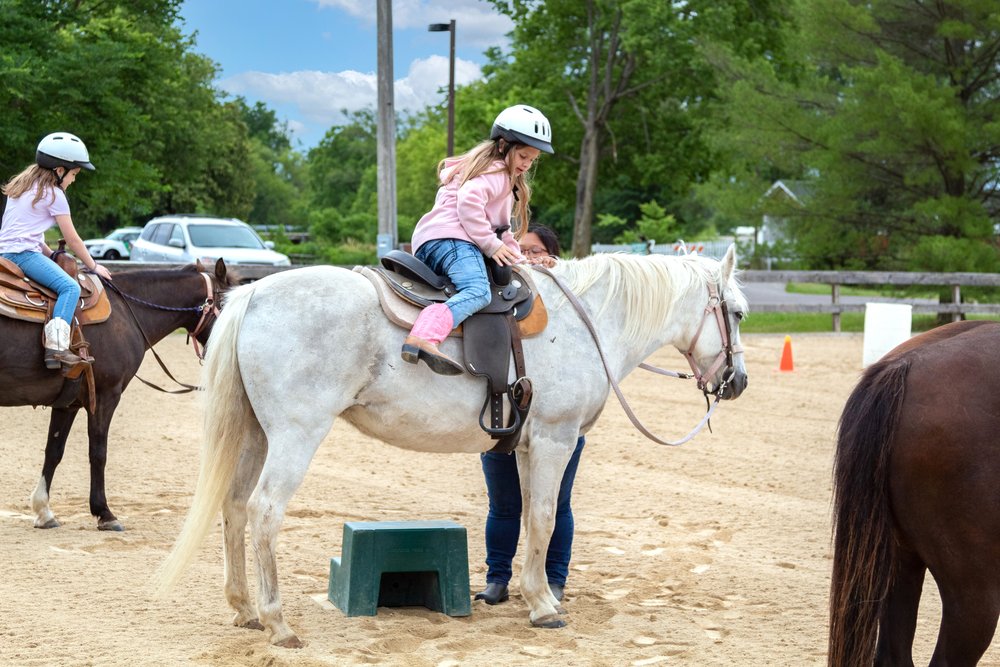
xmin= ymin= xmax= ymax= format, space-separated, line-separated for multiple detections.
xmin=0 ymin=185 xmax=70 ymax=253
xmin=411 ymin=158 xmax=524 ymax=260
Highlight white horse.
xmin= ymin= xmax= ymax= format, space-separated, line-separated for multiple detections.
xmin=155 ymin=245 xmax=748 ymax=648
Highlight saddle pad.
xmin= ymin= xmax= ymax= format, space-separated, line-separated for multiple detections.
xmin=354 ymin=265 xmax=548 ymax=338
xmin=0 ymin=272 xmax=111 ymax=325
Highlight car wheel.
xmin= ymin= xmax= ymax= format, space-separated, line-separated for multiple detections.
xmin=104 ymin=250 xmax=121 ymax=260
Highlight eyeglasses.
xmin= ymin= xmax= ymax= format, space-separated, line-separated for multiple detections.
xmin=521 ymin=246 xmax=550 ymax=257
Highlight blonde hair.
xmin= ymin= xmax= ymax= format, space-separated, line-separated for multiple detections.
xmin=438 ymin=139 xmax=535 ymax=239
xmin=2 ymin=165 xmax=60 ymax=206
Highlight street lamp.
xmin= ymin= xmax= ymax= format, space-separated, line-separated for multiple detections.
xmin=428 ymin=20 xmax=455 ymax=156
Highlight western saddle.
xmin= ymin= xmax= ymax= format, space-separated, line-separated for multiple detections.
xmin=357 ymin=248 xmax=548 ymax=453
xmin=0 ymin=241 xmax=111 ymax=407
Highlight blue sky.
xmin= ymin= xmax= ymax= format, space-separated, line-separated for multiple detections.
xmin=177 ymin=0 xmax=513 ymax=150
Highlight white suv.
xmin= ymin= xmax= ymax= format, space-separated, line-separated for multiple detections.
xmin=130 ymin=215 xmax=291 ymax=266
xmin=83 ymin=226 xmax=142 ymax=260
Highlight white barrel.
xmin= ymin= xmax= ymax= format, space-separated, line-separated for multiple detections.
xmin=862 ymin=303 xmax=912 ymax=367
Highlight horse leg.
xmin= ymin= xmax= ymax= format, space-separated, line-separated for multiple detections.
xmin=248 ymin=428 xmax=330 ymax=648
xmin=518 ymin=438 xmax=575 ymax=628
xmin=874 ymin=546 xmax=924 ymax=666
xmin=223 ymin=430 xmax=267 ymax=632
xmin=930 ymin=574 xmax=1000 ymax=666
xmin=30 ymin=407 xmax=79 ymax=528
xmin=86 ymin=392 xmax=124 ymax=531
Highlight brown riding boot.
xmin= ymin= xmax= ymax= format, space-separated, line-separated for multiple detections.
xmin=401 ymin=304 xmax=464 ymax=376
xmin=43 ymin=317 xmax=87 ymax=370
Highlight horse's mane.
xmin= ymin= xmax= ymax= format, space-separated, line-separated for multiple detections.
xmin=549 ymin=253 xmax=735 ymax=347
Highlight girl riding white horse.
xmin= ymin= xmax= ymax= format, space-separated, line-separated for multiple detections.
xmin=155 ymin=246 xmax=748 ymax=648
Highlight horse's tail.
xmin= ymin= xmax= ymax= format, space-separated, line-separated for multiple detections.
xmin=154 ymin=284 xmax=258 ymax=596
xmin=828 ymin=358 xmax=910 ymax=666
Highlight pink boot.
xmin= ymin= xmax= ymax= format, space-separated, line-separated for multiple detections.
xmin=401 ymin=303 xmax=464 ymax=375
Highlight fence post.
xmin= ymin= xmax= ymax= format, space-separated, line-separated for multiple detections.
xmin=952 ymin=285 xmax=962 ymax=322
xmin=831 ymin=283 xmax=841 ymax=333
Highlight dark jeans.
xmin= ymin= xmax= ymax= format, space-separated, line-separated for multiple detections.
xmin=480 ymin=436 xmax=585 ymax=587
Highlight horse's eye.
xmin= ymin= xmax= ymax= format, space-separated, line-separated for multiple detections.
xmin=734 ymin=311 xmax=745 ymax=322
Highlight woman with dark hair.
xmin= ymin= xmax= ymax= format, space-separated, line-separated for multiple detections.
xmin=475 ymin=224 xmax=586 ymax=605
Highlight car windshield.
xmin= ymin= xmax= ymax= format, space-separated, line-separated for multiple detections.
xmin=188 ymin=224 xmax=265 ymax=249
xmin=108 ymin=230 xmax=136 ymax=241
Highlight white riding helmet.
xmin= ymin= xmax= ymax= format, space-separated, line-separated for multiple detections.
xmin=491 ymin=104 xmax=554 ymax=154
xmin=36 ymin=132 xmax=95 ymax=171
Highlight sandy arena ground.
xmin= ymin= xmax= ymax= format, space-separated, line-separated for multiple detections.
xmin=1 ymin=332 xmax=998 ymax=666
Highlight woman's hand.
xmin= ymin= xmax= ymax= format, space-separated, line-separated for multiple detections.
xmin=528 ymin=255 xmax=557 ymax=268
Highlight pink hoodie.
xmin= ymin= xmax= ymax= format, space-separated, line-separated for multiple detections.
xmin=411 ymin=158 xmax=524 ymax=260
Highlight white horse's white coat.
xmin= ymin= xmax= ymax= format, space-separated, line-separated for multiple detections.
xmin=156 ymin=247 xmax=748 ymax=647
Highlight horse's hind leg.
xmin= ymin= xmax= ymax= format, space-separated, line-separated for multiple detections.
xmin=30 ymin=407 xmax=79 ymax=528
xmin=223 ymin=429 xmax=267 ymax=632
xmin=931 ymin=575 xmax=1000 ymax=667
xmin=248 ymin=426 xmax=332 ymax=648
xmin=875 ymin=546 xmax=924 ymax=665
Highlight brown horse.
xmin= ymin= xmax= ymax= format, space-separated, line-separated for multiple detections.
xmin=0 ymin=260 xmax=233 ymax=531
xmin=829 ymin=320 xmax=1000 ymax=666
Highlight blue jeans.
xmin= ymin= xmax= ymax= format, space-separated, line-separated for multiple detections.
xmin=1 ymin=251 xmax=80 ymax=322
xmin=415 ymin=239 xmax=491 ymax=326
xmin=480 ymin=436 xmax=585 ymax=587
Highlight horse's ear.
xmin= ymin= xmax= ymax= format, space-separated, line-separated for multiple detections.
xmin=214 ymin=258 xmax=227 ymax=283
xmin=722 ymin=244 xmax=737 ymax=282
xmin=195 ymin=259 xmax=206 ymax=272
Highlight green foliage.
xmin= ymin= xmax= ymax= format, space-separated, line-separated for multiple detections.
xmin=597 ymin=201 xmax=679 ymax=245
xmin=0 ymin=0 xmax=256 ymax=232
xmin=703 ymin=0 xmax=1000 ymax=270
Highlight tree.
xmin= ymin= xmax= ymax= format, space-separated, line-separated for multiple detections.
xmin=485 ymin=0 xmax=791 ymax=256
xmin=0 ymin=0 xmax=256 ymax=232
xmin=705 ymin=0 xmax=1000 ymax=271
xmin=236 ymin=98 xmax=306 ymax=229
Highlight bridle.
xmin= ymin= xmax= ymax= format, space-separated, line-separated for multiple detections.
xmin=535 ymin=266 xmax=743 ymax=447
xmin=186 ymin=271 xmax=222 ymax=361
xmin=681 ymin=282 xmax=743 ymax=398
xmin=103 ymin=269 xmax=222 ymax=393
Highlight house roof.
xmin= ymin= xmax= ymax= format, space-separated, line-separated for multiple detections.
xmin=762 ymin=179 xmax=813 ymax=205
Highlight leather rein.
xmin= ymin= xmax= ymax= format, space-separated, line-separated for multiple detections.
xmin=534 ymin=266 xmax=742 ymax=447
xmin=102 ymin=271 xmax=220 ymax=394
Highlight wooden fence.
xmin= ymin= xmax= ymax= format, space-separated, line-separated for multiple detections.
xmin=102 ymin=262 xmax=1000 ymax=333
xmin=743 ymin=270 xmax=1000 ymax=332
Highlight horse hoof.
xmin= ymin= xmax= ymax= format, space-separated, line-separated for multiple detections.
xmin=272 ymin=634 xmax=303 ymax=649
xmin=34 ymin=518 xmax=60 ymax=529
xmin=237 ymin=618 xmax=265 ymax=631
xmin=530 ymin=614 xmax=566 ymax=629
xmin=98 ymin=519 xmax=124 ymax=531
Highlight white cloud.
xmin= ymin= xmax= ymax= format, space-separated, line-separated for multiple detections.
xmin=220 ymin=55 xmax=483 ymax=129
xmin=313 ymin=0 xmax=512 ymax=50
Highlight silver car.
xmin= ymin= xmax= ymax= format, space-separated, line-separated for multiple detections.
xmin=130 ymin=215 xmax=291 ymax=266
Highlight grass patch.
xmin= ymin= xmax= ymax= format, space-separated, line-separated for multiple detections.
xmin=741 ymin=312 xmax=1000 ymax=334
xmin=785 ymin=282 xmax=940 ymax=300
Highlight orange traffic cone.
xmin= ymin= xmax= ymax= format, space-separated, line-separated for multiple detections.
xmin=779 ymin=335 xmax=794 ymax=372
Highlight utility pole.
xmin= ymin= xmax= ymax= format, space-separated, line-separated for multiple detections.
xmin=376 ymin=0 xmax=397 ymax=257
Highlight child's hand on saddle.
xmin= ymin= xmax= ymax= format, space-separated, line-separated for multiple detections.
xmin=491 ymin=245 xmax=521 ymax=266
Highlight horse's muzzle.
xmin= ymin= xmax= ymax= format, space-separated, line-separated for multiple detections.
xmin=718 ymin=370 xmax=748 ymax=400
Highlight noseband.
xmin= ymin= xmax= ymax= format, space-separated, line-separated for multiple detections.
xmin=682 ymin=282 xmax=743 ymax=396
